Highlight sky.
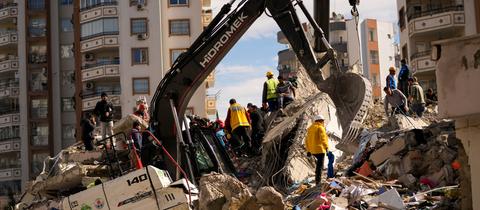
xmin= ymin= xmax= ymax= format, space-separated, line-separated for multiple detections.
xmin=208 ymin=0 xmax=398 ymax=119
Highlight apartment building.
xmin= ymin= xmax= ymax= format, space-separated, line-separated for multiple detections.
xmin=396 ymin=0 xmax=479 ymax=91
xmin=359 ymin=19 xmax=396 ymax=101
xmin=277 ymin=16 xmax=361 ymax=79
xmin=0 ymin=0 xmax=213 ymax=207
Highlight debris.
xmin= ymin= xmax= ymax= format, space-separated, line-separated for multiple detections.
xmin=367 ymin=188 xmax=405 ymax=210
xmin=369 ymin=137 xmax=406 ymax=166
xmin=255 ymin=186 xmax=285 ymax=210
xmin=198 ymin=173 xmax=252 ymax=210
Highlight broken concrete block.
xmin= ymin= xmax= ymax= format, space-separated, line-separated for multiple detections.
xmin=398 ymin=174 xmax=417 ymax=188
xmin=198 ymin=173 xmax=252 ymax=210
xmin=255 ymin=186 xmax=285 ymax=210
xmin=368 ymin=189 xmax=405 ymax=210
xmin=331 ymin=197 xmax=348 ymax=210
xmin=402 ymin=150 xmax=422 ymax=173
xmin=369 ymin=137 xmax=407 ymax=166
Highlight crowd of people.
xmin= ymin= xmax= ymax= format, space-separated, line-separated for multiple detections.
xmin=383 ymin=59 xmax=438 ymax=118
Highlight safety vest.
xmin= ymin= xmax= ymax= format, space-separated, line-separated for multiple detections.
xmin=266 ymin=78 xmax=279 ymax=100
xmin=229 ymin=103 xmax=250 ymax=131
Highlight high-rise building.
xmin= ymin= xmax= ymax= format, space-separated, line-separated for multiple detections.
xmin=359 ymin=19 xmax=396 ymax=101
xmin=0 ymin=0 xmax=213 ymax=207
xmin=396 ymin=0 xmax=479 ymax=91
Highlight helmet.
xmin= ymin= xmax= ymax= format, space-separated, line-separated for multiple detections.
xmin=266 ymin=71 xmax=274 ymax=77
xmin=389 ymin=67 xmax=396 ymax=72
xmin=313 ymin=115 xmax=325 ymax=121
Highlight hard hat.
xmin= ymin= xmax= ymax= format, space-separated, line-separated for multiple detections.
xmin=314 ymin=115 xmax=325 ymax=121
xmin=266 ymin=71 xmax=274 ymax=77
xmin=389 ymin=67 xmax=396 ymax=72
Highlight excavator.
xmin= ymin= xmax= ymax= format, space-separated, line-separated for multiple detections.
xmin=17 ymin=0 xmax=372 ymax=209
xmin=150 ymin=0 xmax=371 ymax=181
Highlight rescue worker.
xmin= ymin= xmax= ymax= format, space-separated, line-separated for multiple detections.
xmin=305 ymin=115 xmax=329 ymax=185
xmin=247 ymin=104 xmax=265 ymax=155
xmin=81 ymin=113 xmax=96 ymax=151
xmin=386 ymin=67 xmax=397 ymax=89
xmin=398 ymin=59 xmax=410 ymax=97
xmin=408 ymin=77 xmax=426 ymax=117
xmin=262 ymin=71 xmax=279 ymax=111
xmin=225 ymin=99 xmax=252 ymax=156
xmin=276 ymin=75 xmax=296 ymax=112
xmin=94 ymin=92 xmax=114 ymax=140
xmin=134 ymin=103 xmax=150 ymax=123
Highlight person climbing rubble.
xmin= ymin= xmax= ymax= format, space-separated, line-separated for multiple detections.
xmin=262 ymin=71 xmax=279 ymax=112
xmin=94 ymin=92 xmax=114 ymax=140
xmin=425 ymin=88 xmax=438 ymax=106
xmin=305 ymin=114 xmax=329 ymax=185
xmin=383 ymin=87 xmax=409 ymax=117
xmin=276 ymin=75 xmax=296 ymax=114
xmin=81 ymin=113 xmax=96 ymax=151
xmin=247 ymin=103 xmax=266 ymax=155
xmin=408 ymin=77 xmax=426 ymax=117
xmin=225 ymin=99 xmax=253 ymax=156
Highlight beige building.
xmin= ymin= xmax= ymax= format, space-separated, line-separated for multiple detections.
xmin=0 ymin=0 xmax=213 ymax=207
xmin=396 ymin=0 xmax=479 ymax=91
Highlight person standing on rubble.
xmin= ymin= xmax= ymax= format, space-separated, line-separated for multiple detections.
xmin=386 ymin=67 xmax=397 ymax=89
xmin=81 ymin=113 xmax=96 ymax=151
xmin=398 ymin=59 xmax=410 ymax=97
xmin=408 ymin=77 xmax=426 ymax=117
xmin=276 ymin=75 xmax=296 ymax=114
xmin=94 ymin=92 xmax=114 ymax=140
xmin=383 ymin=87 xmax=409 ymax=116
xmin=425 ymin=88 xmax=438 ymax=106
xmin=305 ymin=115 xmax=329 ymax=185
xmin=247 ymin=104 xmax=266 ymax=155
xmin=225 ymin=99 xmax=253 ymax=156
xmin=262 ymin=71 xmax=279 ymax=111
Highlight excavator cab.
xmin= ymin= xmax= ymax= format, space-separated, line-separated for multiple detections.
xmin=150 ymin=0 xmax=372 ymax=179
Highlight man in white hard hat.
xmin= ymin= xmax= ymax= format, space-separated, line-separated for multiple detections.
xmin=305 ymin=114 xmax=329 ymax=185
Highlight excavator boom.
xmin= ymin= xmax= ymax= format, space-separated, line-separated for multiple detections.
xmin=151 ymin=0 xmax=372 ymax=178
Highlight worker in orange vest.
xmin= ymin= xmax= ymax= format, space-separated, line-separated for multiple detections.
xmin=225 ymin=99 xmax=252 ymax=156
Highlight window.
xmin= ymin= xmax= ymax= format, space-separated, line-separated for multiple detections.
xmin=370 ymin=50 xmax=379 ymax=64
xmin=169 ymin=19 xmax=190 ymax=36
xmin=28 ymin=0 xmax=45 ymax=10
xmin=132 ymin=48 xmax=148 ymax=65
xmin=29 ymin=18 xmax=47 ymax=37
xmin=368 ymin=29 xmax=376 ymax=42
xmin=131 ymin=18 xmax=148 ymax=35
xmin=31 ymin=152 xmax=49 ymax=177
xmin=62 ymin=125 xmax=75 ymax=139
xmin=169 ymin=0 xmax=188 ymax=6
xmin=62 ymin=98 xmax=75 ymax=111
xmin=31 ymin=123 xmax=49 ymax=146
xmin=170 ymin=48 xmax=187 ymax=65
xmin=30 ymin=69 xmax=48 ymax=92
xmin=31 ymin=98 xmax=48 ymax=119
xmin=399 ymin=7 xmax=405 ymax=31
xmin=61 ymin=45 xmax=74 ymax=58
xmin=0 ymin=181 xmax=21 ymax=196
xmin=61 ymin=0 xmax=73 ymax=5
xmin=339 ymin=36 xmax=343 ymax=43
xmin=130 ymin=0 xmax=147 ymax=6
xmin=387 ymin=34 xmax=392 ymax=39
xmin=132 ymin=78 xmax=149 ymax=95
xmin=81 ymin=0 xmax=118 ymax=10
xmin=0 ymin=126 xmax=20 ymax=141
xmin=61 ymin=19 xmax=73 ymax=32
xmin=81 ymin=18 xmax=119 ymax=40
xmin=371 ymin=73 xmax=378 ymax=86
xmin=402 ymin=44 xmax=408 ymax=62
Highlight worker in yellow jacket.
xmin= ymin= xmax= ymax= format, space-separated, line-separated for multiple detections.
xmin=305 ymin=114 xmax=329 ymax=185
xmin=225 ymin=99 xmax=252 ymax=156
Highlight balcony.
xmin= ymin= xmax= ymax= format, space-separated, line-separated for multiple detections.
xmin=82 ymin=91 xmax=120 ymax=111
xmin=0 ymin=168 xmax=21 ymax=181
xmin=82 ymin=61 xmax=120 ymax=82
xmin=0 ymin=113 xmax=20 ymax=128
xmin=331 ymin=42 xmax=347 ymax=53
xmin=0 ymin=3 xmax=17 ymax=22
xmin=0 ymin=32 xmax=17 ymax=47
xmin=411 ymin=50 xmax=436 ymax=73
xmin=80 ymin=32 xmax=119 ymax=53
xmin=206 ymin=96 xmax=216 ymax=116
xmin=407 ymin=5 xmax=465 ymax=38
xmin=0 ymin=140 xmax=20 ymax=153
xmin=0 ymin=57 xmax=18 ymax=74
xmin=80 ymin=1 xmax=118 ymax=24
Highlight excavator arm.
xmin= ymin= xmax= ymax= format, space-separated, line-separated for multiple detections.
xmin=151 ymin=0 xmax=371 ymax=178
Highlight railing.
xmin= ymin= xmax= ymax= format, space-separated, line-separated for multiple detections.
xmin=410 ymin=50 xmax=432 ymax=60
xmin=81 ymin=90 xmax=120 ymax=99
xmin=80 ymin=31 xmax=119 ymax=41
xmin=80 ymin=1 xmax=117 ymax=12
xmin=407 ymin=5 xmax=464 ymax=21
xmin=0 ymin=127 xmax=20 ymax=142
xmin=0 ymin=108 xmax=19 ymax=116
xmin=0 ymin=2 xmax=17 ymax=10
xmin=82 ymin=59 xmax=120 ymax=70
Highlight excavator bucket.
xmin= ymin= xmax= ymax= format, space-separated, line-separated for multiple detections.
xmin=320 ymin=72 xmax=372 ymax=143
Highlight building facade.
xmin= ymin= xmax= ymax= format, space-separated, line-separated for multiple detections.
xmin=359 ymin=19 xmax=396 ymax=101
xmin=396 ymin=0 xmax=479 ymax=92
xmin=0 ymin=0 xmax=213 ymax=207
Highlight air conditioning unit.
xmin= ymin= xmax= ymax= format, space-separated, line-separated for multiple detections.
xmin=137 ymin=33 xmax=148 ymax=40
xmin=137 ymin=3 xmax=145 ymax=10
xmin=84 ymin=53 xmax=95 ymax=61
xmin=84 ymin=82 xmax=95 ymax=90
